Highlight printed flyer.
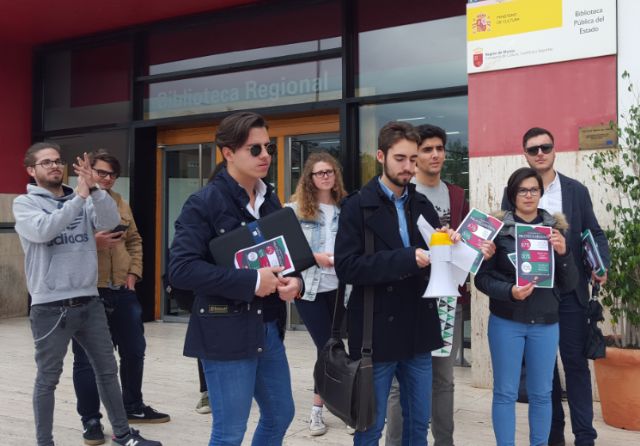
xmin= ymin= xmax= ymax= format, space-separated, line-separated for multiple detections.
xmin=457 ymin=208 xmax=504 ymax=274
xmin=515 ymin=224 xmax=554 ymax=288
xmin=581 ymin=229 xmax=606 ymax=277
xmin=234 ymin=235 xmax=295 ymax=275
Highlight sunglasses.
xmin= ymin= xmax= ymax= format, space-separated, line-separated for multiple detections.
xmin=525 ymin=144 xmax=554 ymax=156
xmin=249 ymin=143 xmax=277 ymax=157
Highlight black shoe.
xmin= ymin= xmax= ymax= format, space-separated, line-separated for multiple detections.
xmin=82 ymin=418 xmax=105 ymax=445
xmin=113 ymin=428 xmax=162 ymax=446
xmin=548 ymin=438 xmax=565 ymax=446
xmin=127 ymin=405 xmax=171 ymax=424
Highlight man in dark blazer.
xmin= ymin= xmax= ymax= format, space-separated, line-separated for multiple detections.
xmin=501 ymin=127 xmax=610 ymax=446
xmin=335 ymin=121 xmax=444 ymax=445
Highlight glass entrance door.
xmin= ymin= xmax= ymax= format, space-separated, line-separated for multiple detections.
xmin=285 ymin=132 xmax=341 ymax=199
xmin=161 ymin=143 xmax=214 ymax=320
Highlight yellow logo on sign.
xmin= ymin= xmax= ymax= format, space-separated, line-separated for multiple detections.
xmin=467 ymin=0 xmax=562 ymax=42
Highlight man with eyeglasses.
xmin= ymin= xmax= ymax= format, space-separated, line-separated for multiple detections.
xmin=70 ymin=149 xmax=170 ymax=445
xmin=501 ymin=127 xmax=610 ymax=446
xmin=12 ymin=142 xmax=162 ymax=446
xmin=386 ymin=124 xmax=495 ymax=446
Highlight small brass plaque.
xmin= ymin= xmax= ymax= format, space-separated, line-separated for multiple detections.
xmin=208 ymin=305 xmax=228 ymax=314
xmin=579 ymin=125 xmax=617 ymax=150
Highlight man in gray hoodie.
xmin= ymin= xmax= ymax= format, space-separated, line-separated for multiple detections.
xmin=13 ymin=142 xmax=161 ymax=446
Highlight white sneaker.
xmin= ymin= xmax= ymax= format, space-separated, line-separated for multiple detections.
xmin=309 ymin=407 xmax=327 ymax=436
xmin=195 ymin=391 xmax=211 ymax=414
xmin=345 ymin=424 xmax=356 ymax=435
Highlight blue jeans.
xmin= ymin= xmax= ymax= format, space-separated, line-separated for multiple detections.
xmin=201 ymin=321 xmax=295 ymax=446
xmin=488 ymin=314 xmax=559 ymax=446
xmin=550 ymin=294 xmax=597 ymax=445
xmin=72 ymin=287 xmax=146 ymax=421
xmin=354 ymin=352 xmax=433 ymax=446
xmin=29 ymin=298 xmax=129 ymax=446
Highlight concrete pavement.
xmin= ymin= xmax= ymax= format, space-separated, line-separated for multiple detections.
xmin=0 ymin=317 xmax=637 ymax=445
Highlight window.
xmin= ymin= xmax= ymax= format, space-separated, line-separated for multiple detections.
xmin=43 ymin=42 xmax=132 ymax=130
xmin=49 ymin=130 xmax=130 ymax=201
xmin=359 ymin=96 xmax=468 ymax=190
xmin=357 ymin=0 xmax=467 ymax=96
xmin=146 ymin=1 xmax=341 ymax=75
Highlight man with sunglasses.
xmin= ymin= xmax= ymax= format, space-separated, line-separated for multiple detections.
xmin=169 ymin=111 xmax=301 ymax=445
xmin=71 ymin=149 xmax=170 ymax=445
xmin=501 ymin=127 xmax=610 ymax=446
xmin=13 ymin=142 xmax=161 ymax=446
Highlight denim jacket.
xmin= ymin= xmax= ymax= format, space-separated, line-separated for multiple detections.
xmin=286 ymin=202 xmax=351 ymax=303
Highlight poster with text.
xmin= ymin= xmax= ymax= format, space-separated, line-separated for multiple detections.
xmin=515 ymin=224 xmax=554 ymax=288
xmin=457 ymin=208 xmax=504 ymax=274
xmin=467 ymin=0 xmax=616 ymax=73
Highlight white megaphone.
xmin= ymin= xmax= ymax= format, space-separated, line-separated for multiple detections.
xmin=423 ymin=232 xmax=462 ymax=298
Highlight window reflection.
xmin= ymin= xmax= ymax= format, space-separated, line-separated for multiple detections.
xmin=145 ymin=59 xmax=342 ymax=119
xmin=359 ymin=97 xmax=468 ymax=191
xmin=49 ymin=131 xmax=130 ymax=201
xmin=44 ymin=42 xmax=132 ymax=130
xmin=358 ymin=15 xmax=467 ymax=96
xmin=147 ymin=1 xmax=340 ymax=75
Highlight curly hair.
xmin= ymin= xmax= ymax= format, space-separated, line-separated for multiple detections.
xmin=290 ymin=152 xmax=347 ymax=220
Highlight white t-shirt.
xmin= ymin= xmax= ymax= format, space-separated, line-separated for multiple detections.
xmin=317 ymin=203 xmax=339 ymax=293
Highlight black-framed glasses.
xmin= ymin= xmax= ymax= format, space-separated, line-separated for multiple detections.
xmin=311 ymin=169 xmax=335 ymax=178
xmin=93 ymin=168 xmax=118 ymax=179
xmin=517 ymin=187 xmax=541 ymax=197
xmin=33 ymin=159 xmax=66 ymax=169
xmin=525 ymin=144 xmax=554 ymax=156
xmin=249 ymin=143 xmax=276 ymax=157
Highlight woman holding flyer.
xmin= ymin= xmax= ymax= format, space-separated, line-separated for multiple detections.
xmin=475 ymin=167 xmax=578 ymax=446
xmin=286 ymin=152 xmax=348 ymax=436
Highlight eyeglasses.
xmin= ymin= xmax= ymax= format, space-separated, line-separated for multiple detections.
xmin=517 ymin=187 xmax=541 ymax=197
xmin=525 ymin=144 xmax=554 ymax=156
xmin=33 ymin=159 xmax=66 ymax=169
xmin=420 ymin=145 xmax=445 ymax=154
xmin=93 ymin=168 xmax=118 ymax=179
xmin=311 ymin=169 xmax=335 ymax=178
xmin=248 ymin=143 xmax=276 ymax=157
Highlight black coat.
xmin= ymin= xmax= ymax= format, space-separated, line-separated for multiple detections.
xmin=501 ymin=173 xmax=610 ymax=306
xmin=334 ymin=177 xmax=444 ymax=362
xmin=169 ymin=168 xmax=288 ymax=360
xmin=474 ymin=210 xmax=578 ymax=324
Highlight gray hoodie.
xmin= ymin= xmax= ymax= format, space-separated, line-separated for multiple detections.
xmin=13 ymin=184 xmax=120 ymax=305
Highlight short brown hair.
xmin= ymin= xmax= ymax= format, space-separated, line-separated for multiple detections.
xmin=215 ymin=112 xmax=268 ymax=152
xmin=378 ymin=121 xmax=420 ymax=156
xmin=90 ymin=149 xmax=121 ymax=177
xmin=23 ymin=142 xmax=61 ymax=167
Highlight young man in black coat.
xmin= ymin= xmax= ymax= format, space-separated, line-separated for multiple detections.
xmin=501 ymin=127 xmax=610 ymax=446
xmin=334 ymin=121 xmax=444 ymax=445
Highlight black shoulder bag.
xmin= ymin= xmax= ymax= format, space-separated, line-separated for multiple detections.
xmin=313 ymin=212 xmax=376 ymax=432
xmin=584 ymin=282 xmax=607 ymax=360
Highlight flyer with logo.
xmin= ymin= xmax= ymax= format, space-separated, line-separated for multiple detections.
xmin=515 ymin=224 xmax=554 ymax=288
xmin=457 ymin=208 xmax=504 ymax=274
xmin=234 ymin=235 xmax=295 ymax=275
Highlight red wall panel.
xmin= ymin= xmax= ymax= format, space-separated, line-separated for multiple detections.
xmin=0 ymin=43 xmax=32 ymax=194
xmin=468 ymin=56 xmax=617 ymax=157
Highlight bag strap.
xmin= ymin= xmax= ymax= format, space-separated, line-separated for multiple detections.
xmin=361 ymin=208 xmax=374 ymax=357
xmin=329 ymin=208 xmax=375 ymax=353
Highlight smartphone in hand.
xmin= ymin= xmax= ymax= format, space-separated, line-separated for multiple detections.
xmin=110 ymin=224 xmax=129 ymax=234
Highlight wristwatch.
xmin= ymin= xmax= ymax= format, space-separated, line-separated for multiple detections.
xmin=89 ymin=186 xmax=99 ymax=194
